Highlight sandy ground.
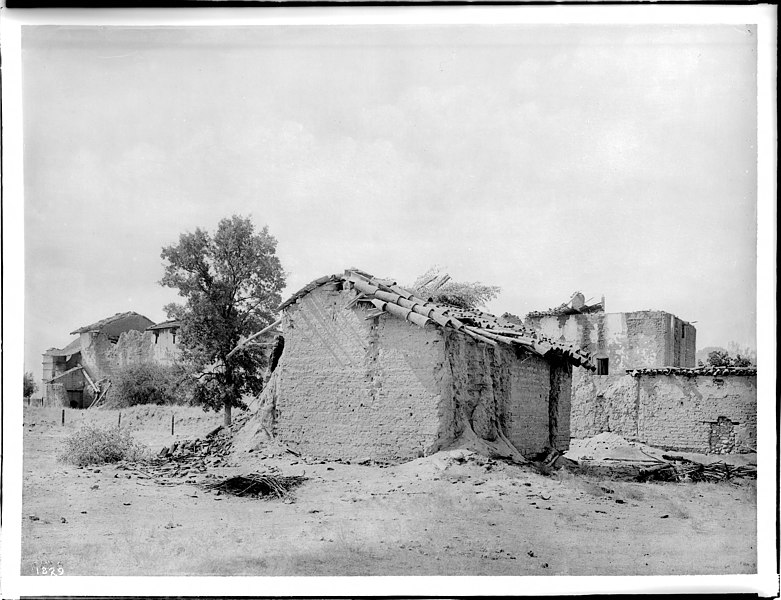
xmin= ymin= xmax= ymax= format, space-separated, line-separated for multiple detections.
xmin=21 ymin=406 xmax=757 ymax=576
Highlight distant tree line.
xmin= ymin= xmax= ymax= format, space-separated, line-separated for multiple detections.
xmin=699 ymin=349 xmax=754 ymax=368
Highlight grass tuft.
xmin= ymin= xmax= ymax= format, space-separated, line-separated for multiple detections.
xmin=59 ymin=424 xmax=149 ymax=466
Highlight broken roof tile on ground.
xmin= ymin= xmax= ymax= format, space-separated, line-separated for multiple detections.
xmin=277 ymin=268 xmax=594 ymax=370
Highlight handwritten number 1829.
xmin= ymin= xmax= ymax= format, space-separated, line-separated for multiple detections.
xmin=33 ymin=561 xmax=64 ymax=575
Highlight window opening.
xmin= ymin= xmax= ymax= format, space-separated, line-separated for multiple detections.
xmin=596 ymin=357 xmax=609 ymax=375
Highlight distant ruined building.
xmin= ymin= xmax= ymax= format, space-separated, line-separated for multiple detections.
xmin=42 ymin=312 xmax=181 ymax=408
xmin=523 ymin=294 xmax=756 ymax=454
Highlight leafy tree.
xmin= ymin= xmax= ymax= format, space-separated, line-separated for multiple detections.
xmin=705 ymin=349 xmax=754 ymax=368
xmin=160 ymin=215 xmax=285 ymax=425
xmin=23 ymin=371 xmax=38 ymax=399
xmin=410 ymin=266 xmax=501 ymax=310
xmin=706 ymin=349 xmax=733 ymax=367
xmin=731 ymin=354 xmax=754 ymax=367
xmin=110 ymin=362 xmax=192 ymax=408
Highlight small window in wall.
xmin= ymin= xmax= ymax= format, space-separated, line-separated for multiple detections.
xmin=153 ymin=332 xmax=160 ymax=344
xmin=596 ymin=357 xmax=609 ymax=375
xmin=172 ymin=329 xmax=177 ymax=344
xmin=681 ymin=325 xmax=685 ymax=339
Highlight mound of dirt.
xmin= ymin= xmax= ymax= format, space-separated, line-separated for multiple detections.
xmin=565 ymin=433 xmax=663 ymax=463
xmin=577 ymin=432 xmax=633 ymax=452
xmin=390 ymin=448 xmax=500 ymax=480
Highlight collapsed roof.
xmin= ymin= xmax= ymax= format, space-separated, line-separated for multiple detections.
xmin=147 ymin=319 xmax=182 ymax=331
xmin=279 ymin=268 xmax=594 ymax=370
xmin=70 ymin=311 xmax=153 ymax=335
xmin=526 ymin=291 xmax=605 ymax=319
xmin=44 ymin=337 xmax=82 ymax=357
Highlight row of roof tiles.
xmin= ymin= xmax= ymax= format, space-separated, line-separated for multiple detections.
xmin=626 ymin=367 xmax=757 ymax=377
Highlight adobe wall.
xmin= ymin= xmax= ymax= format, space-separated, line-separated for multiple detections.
xmin=571 ymin=370 xmax=640 ymax=439
xmin=571 ymin=370 xmax=756 ymax=453
xmin=272 ymin=286 xmax=446 ymax=461
xmin=550 ymin=361 xmax=573 ymax=451
xmin=79 ymin=332 xmax=119 ymax=380
xmin=42 ymin=352 xmax=86 ymax=406
xmin=257 ymin=285 xmax=569 ymax=461
xmin=151 ymin=329 xmax=181 ymax=364
xmin=43 ymin=383 xmax=68 ymax=407
xmin=79 ymin=329 xmax=180 ymax=382
xmin=440 ymin=333 xmax=557 ymax=456
xmin=637 ymin=374 xmax=756 ymax=453
xmin=502 ymin=350 xmax=551 ymax=454
xmin=527 ymin=311 xmax=696 ymax=370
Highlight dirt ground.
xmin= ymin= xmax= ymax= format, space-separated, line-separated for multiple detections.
xmin=21 ymin=406 xmax=757 ymax=576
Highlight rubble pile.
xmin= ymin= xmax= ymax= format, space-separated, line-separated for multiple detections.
xmin=637 ymin=455 xmax=757 ymax=483
xmin=109 ymin=427 xmax=236 ymax=486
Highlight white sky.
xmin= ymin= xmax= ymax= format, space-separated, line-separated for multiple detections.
xmin=21 ymin=23 xmax=759 ymax=374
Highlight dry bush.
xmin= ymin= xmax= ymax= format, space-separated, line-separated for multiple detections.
xmin=410 ymin=266 xmax=501 ymax=310
xmin=59 ymin=424 xmax=149 ymax=466
xmin=109 ymin=362 xmax=193 ymax=408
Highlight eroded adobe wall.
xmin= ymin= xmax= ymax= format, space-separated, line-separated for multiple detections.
xmin=550 ymin=362 xmax=572 ymax=451
xmin=271 ymin=286 xmax=446 ymax=461
xmin=44 ymin=383 xmax=68 ymax=407
xmin=503 ymin=351 xmax=552 ymax=455
xmin=571 ymin=370 xmax=756 ymax=453
xmin=242 ymin=286 xmax=568 ymax=461
xmin=440 ymin=332 xmax=562 ymax=457
xmin=107 ymin=330 xmax=156 ymax=370
xmin=571 ymin=369 xmax=640 ymax=439
xmin=80 ymin=329 xmax=180 ymax=382
xmin=637 ymin=374 xmax=757 ymax=453
xmin=78 ymin=332 xmax=117 ymax=380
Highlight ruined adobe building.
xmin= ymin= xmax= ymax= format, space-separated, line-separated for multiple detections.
xmin=523 ymin=294 xmax=756 ymax=453
xmin=42 ymin=312 xmax=181 ymax=408
xmin=233 ymin=269 xmax=594 ymax=463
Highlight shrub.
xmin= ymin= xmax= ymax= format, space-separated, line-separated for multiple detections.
xmin=59 ymin=425 xmax=148 ymax=466
xmin=109 ymin=362 xmax=192 ymax=408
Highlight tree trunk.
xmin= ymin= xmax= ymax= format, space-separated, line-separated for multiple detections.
xmin=224 ymin=400 xmax=232 ymax=426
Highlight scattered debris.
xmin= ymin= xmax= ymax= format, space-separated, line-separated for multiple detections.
xmin=636 ymin=456 xmax=756 ymax=483
xmin=201 ymin=473 xmax=306 ymax=499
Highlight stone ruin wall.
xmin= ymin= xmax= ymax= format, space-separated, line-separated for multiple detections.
xmin=247 ymin=286 xmax=570 ymax=462
xmin=571 ymin=370 xmax=756 ymax=453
